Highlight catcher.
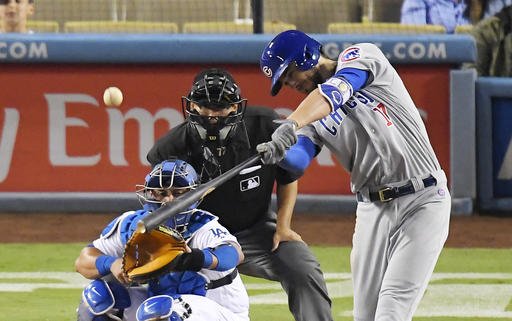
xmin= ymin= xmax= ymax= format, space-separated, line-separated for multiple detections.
xmin=74 ymin=159 xmax=249 ymax=321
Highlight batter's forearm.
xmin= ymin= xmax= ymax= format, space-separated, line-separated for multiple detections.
xmin=287 ymin=89 xmax=331 ymax=128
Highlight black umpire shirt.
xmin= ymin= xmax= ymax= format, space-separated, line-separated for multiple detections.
xmin=147 ymin=106 xmax=296 ymax=233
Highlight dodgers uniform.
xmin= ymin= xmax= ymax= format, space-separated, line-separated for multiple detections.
xmin=90 ymin=209 xmax=249 ymax=321
xmin=167 ymin=294 xmax=249 ymax=321
xmin=296 ymin=43 xmax=451 ymax=321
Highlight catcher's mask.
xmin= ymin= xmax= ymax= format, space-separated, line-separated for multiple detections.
xmin=136 ymin=159 xmax=200 ymax=213
xmin=181 ymin=68 xmax=247 ymax=156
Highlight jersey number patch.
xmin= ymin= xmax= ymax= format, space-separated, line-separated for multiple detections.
xmin=373 ymin=103 xmax=393 ymax=127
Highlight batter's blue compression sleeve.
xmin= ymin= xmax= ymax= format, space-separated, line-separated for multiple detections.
xmin=202 ymin=244 xmax=239 ymax=271
xmin=336 ymin=67 xmax=369 ymax=91
xmin=279 ymin=135 xmax=318 ymax=177
xmin=319 ymin=68 xmax=369 ymax=111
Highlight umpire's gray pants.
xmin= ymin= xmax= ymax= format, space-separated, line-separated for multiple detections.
xmin=235 ymin=211 xmax=333 ymax=321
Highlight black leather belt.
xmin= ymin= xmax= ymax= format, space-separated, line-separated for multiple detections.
xmin=357 ymin=175 xmax=437 ymax=203
xmin=205 ymin=269 xmax=238 ymax=290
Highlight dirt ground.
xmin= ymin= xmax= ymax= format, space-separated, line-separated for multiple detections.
xmin=1 ymin=212 xmax=511 ymax=248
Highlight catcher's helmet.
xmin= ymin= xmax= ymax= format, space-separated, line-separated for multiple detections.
xmin=136 ymin=159 xmax=200 ymax=210
xmin=260 ymin=30 xmax=322 ymax=96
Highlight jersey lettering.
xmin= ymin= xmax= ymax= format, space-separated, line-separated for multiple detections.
xmin=319 ymin=102 xmax=352 ymax=136
xmin=210 ymin=228 xmax=228 ymax=238
xmin=319 ymin=119 xmax=337 ymax=136
xmin=355 ymin=92 xmax=375 ymax=104
xmin=346 ymin=98 xmax=358 ymax=109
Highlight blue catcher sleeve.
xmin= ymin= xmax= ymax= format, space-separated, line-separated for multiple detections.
xmin=279 ymin=135 xmax=318 ymax=177
xmin=95 ymin=255 xmax=117 ymax=277
xmin=202 ymin=244 xmax=239 ymax=271
xmin=319 ymin=67 xmax=369 ymax=111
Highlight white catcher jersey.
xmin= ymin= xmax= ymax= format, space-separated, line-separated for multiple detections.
xmin=298 ymin=43 xmax=441 ymax=192
xmin=186 ymin=218 xmax=250 ymax=320
xmin=92 ymin=210 xmax=249 ymax=321
xmin=174 ymin=294 xmax=248 ymax=321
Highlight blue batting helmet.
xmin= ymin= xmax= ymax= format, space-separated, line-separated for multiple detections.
xmin=260 ymin=30 xmax=322 ymax=96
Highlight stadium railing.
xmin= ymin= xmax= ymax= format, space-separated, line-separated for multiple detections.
xmin=27 ymin=20 xmax=60 ymax=33
xmin=182 ymin=21 xmax=296 ymax=34
xmin=63 ymin=21 xmax=179 ymax=34
xmin=328 ymin=22 xmax=447 ymax=34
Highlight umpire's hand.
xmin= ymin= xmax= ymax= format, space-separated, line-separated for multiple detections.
xmin=257 ymin=119 xmax=298 ymax=164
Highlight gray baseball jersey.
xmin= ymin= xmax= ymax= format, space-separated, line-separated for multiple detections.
xmin=298 ymin=43 xmax=451 ymax=321
xmin=299 ymin=43 xmax=441 ymax=193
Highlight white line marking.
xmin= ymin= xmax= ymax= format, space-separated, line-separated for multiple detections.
xmin=1 ymin=272 xmax=511 ymax=318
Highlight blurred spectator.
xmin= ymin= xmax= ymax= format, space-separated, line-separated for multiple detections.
xmin=463 ymin=5 xmax=512 ymax=76
xmin=400 ymin=0 xmax=471 ymax=33
xmin=1 ymin=0 xmax=34 ymax=33
xmin=401 ymin=0 xmax=512 ymax=33
xmin=481 ymin=0 xmax=512 ymax=18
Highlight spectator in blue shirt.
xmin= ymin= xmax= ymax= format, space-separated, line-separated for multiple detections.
xmin=482 ymin=0 xmax=512 ymax=18
xmin=401 ymin=0 xmax=512 ymax=33
xmin=400 ymin=0 xmax=470 ymax=33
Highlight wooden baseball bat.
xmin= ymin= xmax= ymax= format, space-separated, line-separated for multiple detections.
xmin=137 ymin=154 xmax=262 ymax=233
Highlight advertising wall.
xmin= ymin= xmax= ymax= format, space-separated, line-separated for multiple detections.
xmin=0 ymin=33 xmax=476 ymax=212
xmin=0 ymin=63 xmax=451 ymax=195
xmin=477 ymin=77 xmax=512 ymax=213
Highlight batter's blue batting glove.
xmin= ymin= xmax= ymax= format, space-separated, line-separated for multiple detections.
xmin=257 ymin=119 xmax=298 ymax=164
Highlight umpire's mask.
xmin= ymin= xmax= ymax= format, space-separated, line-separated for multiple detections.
xmin=182 ymin=68 xmax=247 ymax=159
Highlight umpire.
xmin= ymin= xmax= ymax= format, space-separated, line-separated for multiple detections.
xmin=147 ymin=68 xmax=333 ymax=321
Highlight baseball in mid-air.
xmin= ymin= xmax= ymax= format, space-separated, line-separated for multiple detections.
xmin=103 ymin=86 xmax=123 ymax=107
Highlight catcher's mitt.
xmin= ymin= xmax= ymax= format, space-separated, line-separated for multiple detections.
xmin=122 ymin=225 xmax=186 ymax=283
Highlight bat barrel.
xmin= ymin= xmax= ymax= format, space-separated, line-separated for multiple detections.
xmin=139 ymin=154 xmax=262 ymax=233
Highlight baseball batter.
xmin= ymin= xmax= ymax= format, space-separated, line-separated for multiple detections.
xmin=257 ymin=30 xmax=451 ymax=321
xmin=75 ymin=159 xmax=249 ymax=321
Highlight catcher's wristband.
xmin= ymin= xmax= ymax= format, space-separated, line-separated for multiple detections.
xmin=95 ymin=255 xmax=116 ymax=276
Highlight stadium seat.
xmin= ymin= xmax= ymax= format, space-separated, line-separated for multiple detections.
xmin=32 ymin=0 xmax=117 ymax=30
xmin=328 ymin=22 xmax=447 ymax=34
xmin=455 ymin=25 xmax=474 ymax=34
xmin=131 ymin=0 xmax=237 ymax=32
xmin=263 ymin=0 xmax=361 ymax=33
xmin=182 ymin=21 xmax=296 ymax=34
xmin=64 ymin=21 xmax=178 ymax=34
xmin=27 ymin=20 xmax=59 ymax=33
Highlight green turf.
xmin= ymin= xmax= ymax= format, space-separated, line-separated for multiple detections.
xmin=0 ymin=288 xmax=82 ymax=321
xmin=0 ymin=244 xmax=511 ymax=321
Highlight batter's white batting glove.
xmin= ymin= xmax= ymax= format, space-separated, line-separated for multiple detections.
xmin=257 ymin=119 xmax=298 ymax=164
